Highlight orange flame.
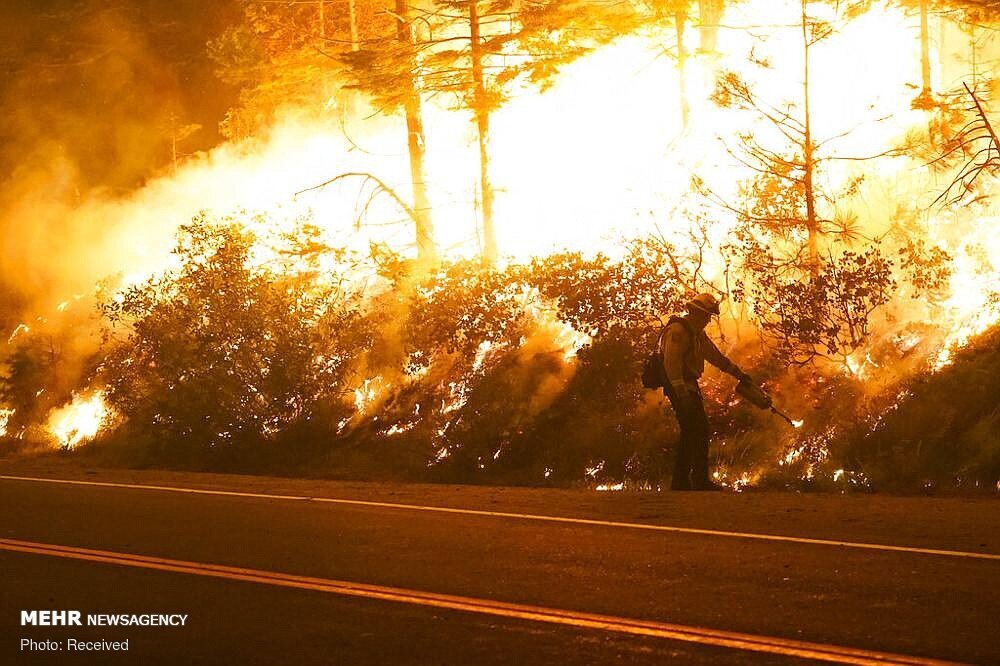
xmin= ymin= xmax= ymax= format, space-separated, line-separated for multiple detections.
xmin=46 ymin=393 xmax=111 ymax=449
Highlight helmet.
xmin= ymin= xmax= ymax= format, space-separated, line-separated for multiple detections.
xmin=686 ymin=292 xmax=721 ymax=316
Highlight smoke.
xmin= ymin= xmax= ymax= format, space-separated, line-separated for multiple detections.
xmin=0 ymin=0 xmax=236 ymax=327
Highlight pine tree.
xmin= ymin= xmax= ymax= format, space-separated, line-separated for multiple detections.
xmin=707 ymin=1 xmax=916 ymax=362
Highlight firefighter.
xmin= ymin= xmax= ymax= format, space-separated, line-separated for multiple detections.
xmin=661 ymin=293 xmax=751 ymax=491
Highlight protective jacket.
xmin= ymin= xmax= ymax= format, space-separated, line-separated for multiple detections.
xmin=660 ymin=316 xmax=741 ymax=393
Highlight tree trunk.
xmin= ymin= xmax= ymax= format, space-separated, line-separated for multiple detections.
xmin=801 ymin=0 xmax=818 ymax=262
xmin=914 ymin=0 xmax=933 ymax=108
xmin=697 ymin=0 xmax=724 ymax=55
xmin=349 ymin=0 xmax=359 ymax=52
xmin=920 ymin=0 xmax=931 ymax=94
xmin=675 ymin=10 xmax=690 ymax=130
xmin=469 ymin=0 xmax=497 ymax=264
xmin=394 ymin=0 xmax=436 ymax=263
xmin=969 ymin=21 xmax=978 ymax=82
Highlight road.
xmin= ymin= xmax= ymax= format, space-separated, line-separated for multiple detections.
xmin=0 ymin=460 xmax=998 ymax=665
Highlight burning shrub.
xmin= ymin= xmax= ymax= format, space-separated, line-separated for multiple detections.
xmin=2 ymin=214 xmax=985 ymax=493
xmin=0 ymin=295 xmax=104 ymax=445
xmin=374 ymin=238 xmax=706 ymax=484
xmin=97 ymin=215 xmax=361 ymax=459
xmin=843 ymin=324 xmax=1000 ymax=491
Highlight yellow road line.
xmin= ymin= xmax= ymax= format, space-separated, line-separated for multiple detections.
xmin=3 ymin=474 xmax=999 ymax=562
xmin=0 ymin=537 xmax=961 ymax=666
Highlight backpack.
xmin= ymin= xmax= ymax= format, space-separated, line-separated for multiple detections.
xmin=641 ymin=327 xmax=668 ymax=389
xmin=641 ymin=317 xmax=693 ymax=392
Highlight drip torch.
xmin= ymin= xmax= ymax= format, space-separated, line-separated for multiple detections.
xmin=736 ymin=380 xmax=802 ymax=428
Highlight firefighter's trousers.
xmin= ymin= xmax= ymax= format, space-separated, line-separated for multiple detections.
xmin=666 ymin=388 xmax=710 ymax=490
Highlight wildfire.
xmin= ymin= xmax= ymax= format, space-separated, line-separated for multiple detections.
xmin=46 ymin=393 xmax=111 ymax=449
xmin=2 ymin=0 xmax=1000 ymax=492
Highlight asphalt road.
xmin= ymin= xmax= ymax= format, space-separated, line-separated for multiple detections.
xmin=1 ymin=464 xmax=998 ymax=665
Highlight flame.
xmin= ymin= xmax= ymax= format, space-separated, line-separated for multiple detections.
xmin=46 ymin=393 xmax=110 ymax=449
xmin=472 ymin=340 xmax=494 ymax=372
xmin=7 ymin=324 xmax=29 ymax=344
xmin=0 ymin=407 xmax=13 ymax=437
xmin=384 ymin=422 xmax=416 ymax=436
xmin=353 ymin=377 xmax=385 ymax=416
xmin=714 ymin=469 xmax=760 ymax=492
xmin=778 ymin=426 xmax=834 ymax=480
xmin=930 ymin=233 xmax=1000 ymax=370
xmin=430 ymin=446 xmax=451 ymax=465
xmin=441 ymin=381 xmax=469 ymax=415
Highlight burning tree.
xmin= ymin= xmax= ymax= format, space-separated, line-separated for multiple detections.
xmin=209 ymin=0 xmax=390 ymax=137
xmin=336 ymin=0 xmax=439 ymax=264
xmin=706 ymin=0 xmax=951 ymax=364
xmin=709 ymin=0 xmax=876 ymax=261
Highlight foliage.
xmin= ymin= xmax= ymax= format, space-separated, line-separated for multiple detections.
xmin=896 ymin=238 xmax=952 ymax=297
xmin=209 ymin=0 xmax=391 ymax=138
xmin=98 ymin=215 xmax=361 ymax=453
xmin=705 ymin=2 xmax=951 ymax=366
xmin=930 ymin=83 xmax=1000 ymax=206
xmin=2 ymin=211 xmax=993 ymax=493
xmin=734 ymin=239 xmax=896 ymax=362
xmin=1 ymin=339 xmax=63 ymax=438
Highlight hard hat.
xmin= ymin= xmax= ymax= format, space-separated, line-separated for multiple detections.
xmin=686 ymin=292 xmax=721 ymax=316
